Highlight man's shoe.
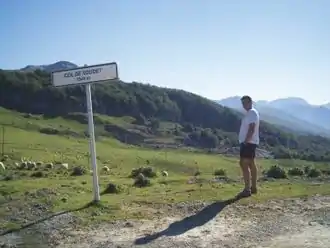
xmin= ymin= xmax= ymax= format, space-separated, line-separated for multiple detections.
xmin=236 ymin=189 xmax=252 ymax=198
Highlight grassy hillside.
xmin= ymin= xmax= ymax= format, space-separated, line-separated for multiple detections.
xmin=1 ymin=69 xmax=330 ymax=161
xmin=1 ymin=110 xmax=330 ymax=233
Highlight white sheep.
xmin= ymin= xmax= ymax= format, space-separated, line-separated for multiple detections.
xmin=161 ymin=170 xmax=169 ymax=177
xmin=61 ymin=163 xmax=69 ymax=170
xmin=0 ymin=162 xmax=5 ymax=170
xmin=27 ymin=161 xmax=37 ymax=170
xmin=45 ymin=163 xmax=54 ymax=169
xmin=20 ymin=161 xmax=27 ymax=170
xmin=102 ymin=166 xmax=110 ymax=172
xmin=54 ymin=162 xmax=68 ymax=170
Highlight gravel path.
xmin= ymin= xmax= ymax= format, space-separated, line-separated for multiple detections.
xmin=1 ymin=195 xmax=330 ymax=248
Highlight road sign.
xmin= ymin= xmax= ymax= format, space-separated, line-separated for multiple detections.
xmin=51 ymin=62 xmax=118 ymax=87
xmin=51 ymin=62 xmax=119 ymax=202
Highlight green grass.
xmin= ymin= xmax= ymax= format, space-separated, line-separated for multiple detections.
xmin=0 ymin=109 xmax=330 ymax=230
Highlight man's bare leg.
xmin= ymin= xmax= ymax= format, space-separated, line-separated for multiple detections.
xmin=240 ymin=158 xmax=251 ymax=192
xmin=249 ymin=159 xmax=258 ymax=194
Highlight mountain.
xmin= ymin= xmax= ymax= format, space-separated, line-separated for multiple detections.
xmin=1 ymin=69 xmax=330 ymax=162
xmin=21 ymin=61 xmax=78 ymax=73
xmin=265 ymin=97 xmax=310 ymax=109
xmin=217 ymin=97 xmax=330 ymax=136
xmin=323 ymin=103 xmax=330 ymax=109
xmin=260 ymin=98 xmax=330 ymax=132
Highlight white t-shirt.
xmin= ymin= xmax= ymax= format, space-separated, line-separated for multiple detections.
xmin=238 ymin=108 xmax=260 ymax=145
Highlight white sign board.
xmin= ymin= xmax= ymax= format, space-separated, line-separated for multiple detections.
xmin=51 ymin=62 xmax=118 ymax=87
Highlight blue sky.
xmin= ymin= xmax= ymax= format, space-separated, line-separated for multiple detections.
xmin=1 ymin=0 xmax=329 ymax=104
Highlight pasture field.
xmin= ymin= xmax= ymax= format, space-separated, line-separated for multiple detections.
xmin=1 ymin=108 xmax=330 ymax=232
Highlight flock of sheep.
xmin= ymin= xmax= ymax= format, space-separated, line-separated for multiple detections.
xmin=0 ymin=157 xmax=169 ymax=179
xmin=0 ymin=159 xmax=68 ymax=171
xmin=0 ymin=158 xmax=122 ymax=176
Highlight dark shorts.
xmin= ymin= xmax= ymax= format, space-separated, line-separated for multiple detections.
xmin=240 ymin=143 xmax=257 ymax=159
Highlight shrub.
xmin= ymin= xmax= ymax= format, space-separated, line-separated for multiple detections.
xmin=307 ymin=168 xmax=321 ymax=178
xmin=288 ymin=167 xmax=304 ymax=176
xmin=2 ymin=173 xmax=14 ymax=181
xmin=266 ymin=165 xmax=287 ymax=179
xmin=31 ymin=171 xmax=44 ymax=178
xmin=321 ymin=169 xmax=330 ymax=175
xmin=304 ymin=165 xmax=311 ymax=175
xmin=103 ymin=183 xmax=121 ymax=194
xmin=71 ymin=166 xmax=86 ymax=176
xmin=194 ymin=169 xmax=201 ymax=176
xmin=1 ymin=155 xmax=9 ymax=162
xmin=214 ymin=168 xmax=226 ymax=176
xmin=39 ymin=127 xmax=60 ymax=135
xmin=130 ymin=166 xmax=157 ymax=178
xmin=133 ymin=173 xmax=151 ymax=187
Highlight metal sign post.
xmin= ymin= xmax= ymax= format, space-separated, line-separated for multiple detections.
xmin=51 ymin=62 xmax=119 ymax=202
xmin=85 ymin=83 xmax=100 ymax=201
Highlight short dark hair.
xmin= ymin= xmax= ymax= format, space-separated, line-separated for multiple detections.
xmin=240 ymin=95 xmax=252 ymax=102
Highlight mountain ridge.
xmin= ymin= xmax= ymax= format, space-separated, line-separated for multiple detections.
xmin=217 ymin=96 xmax=330 ymax=136
xmin=20 ymin=61 xmax=78 ymax=73
xmin=1 ymin=68 xmax=330 ymax=161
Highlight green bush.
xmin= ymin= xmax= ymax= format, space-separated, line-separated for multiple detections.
xmin=71 ymin=166 xmax=86 ymax=176
xmin=31 ymin=171 xmax=44 ymax=178
xmin=214 ymin=168 xmax=226 ymax=176
xmin=288 ymin=167 xmax=304 ymax=176
xmin=130 ymin=166 xmax=157 ymax=178
xmin=307 ymin=168 xmax=321 ymax=178
xmin=194 ymin=170 xmax=201 ymax=176
xmin=304 ymin=165 xmax=311 ymax=175
xmin=39 ymin=127 xmax=60 ymax=135
xmin=133 ymin=173 xmax=151 ymax=187
xmin=103 ymin=182 xmax=121 ymax=194
xmin=321 ymin=169 xmax=330 ymax=175
xmin=266 ymin=165 xmax=287 ymax=179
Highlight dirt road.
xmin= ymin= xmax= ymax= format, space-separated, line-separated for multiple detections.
xmin=1 ymin=195 xmax=330 ymax=248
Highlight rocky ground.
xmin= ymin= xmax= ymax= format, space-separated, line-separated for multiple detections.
xmin=1 ymin=195 xmax=330 ymax=248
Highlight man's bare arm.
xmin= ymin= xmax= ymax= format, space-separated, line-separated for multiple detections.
xmin=244 ymin=122 xmax=255 ymax=143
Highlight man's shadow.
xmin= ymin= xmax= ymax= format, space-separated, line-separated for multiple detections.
xmin=134 ymin=196 xmax=239 ymax=245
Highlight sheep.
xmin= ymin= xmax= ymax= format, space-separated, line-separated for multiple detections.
xmin=54 ymin=163 xmax=69 ymax=170
xmin=61 ymin=163 xmax=69 ymax=170
xmin=0 ymin=162 xmax=5 ymax=170
xmin=36 ymin=161 xmax=43 ymax=166
xmin=161 ymin=170 xmax=168 ymax=177
xmin=27 ymin=161 xmax=37 ymax=170
xmin=45 ymin=163 xmax=54 ymax=169
xmin=102 ymin=166 xmax=110 ymax=172
xmin=14 ymin=162 xmax=19 ymax=168
xmin=20 ymin=161 xmax=27 ymax=170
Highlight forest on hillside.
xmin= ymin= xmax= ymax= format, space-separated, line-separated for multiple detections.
xmin=1 ymin=69 xmax=330 ymax=162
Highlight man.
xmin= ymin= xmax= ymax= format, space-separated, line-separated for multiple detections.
xmin=237 ymin=95 xmax=259 ymax=197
